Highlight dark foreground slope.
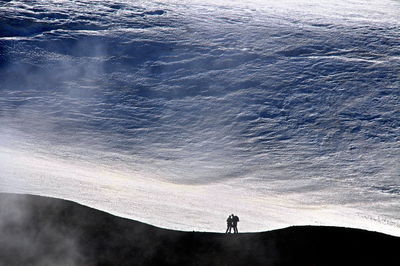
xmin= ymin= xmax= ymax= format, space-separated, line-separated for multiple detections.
xmin=0 ymin=193 xmax=398 ymax=266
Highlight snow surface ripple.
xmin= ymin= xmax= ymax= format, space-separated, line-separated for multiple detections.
xmin=0 ymin=0 xmax=399 ymax=235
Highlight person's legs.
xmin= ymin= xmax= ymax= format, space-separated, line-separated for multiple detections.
xmin=226 ymin=225 xmax=230 ymax=233
xmin=234 ymin=226 xmax=238 ymax=233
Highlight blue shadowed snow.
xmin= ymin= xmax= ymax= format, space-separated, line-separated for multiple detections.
xmin=0 ymin=0 xmax=399 ymax=235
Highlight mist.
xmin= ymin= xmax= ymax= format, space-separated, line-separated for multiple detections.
xmin=0 ymin=194 xmax=85 ymax=266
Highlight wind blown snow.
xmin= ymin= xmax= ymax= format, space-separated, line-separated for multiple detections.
xmin=0 ymin=0 xmax=399 ymax=236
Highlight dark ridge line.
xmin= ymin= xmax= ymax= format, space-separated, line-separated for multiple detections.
xmin=0 ymin=193 xmax=399 ymax=266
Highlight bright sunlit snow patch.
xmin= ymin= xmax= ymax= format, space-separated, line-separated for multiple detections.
xmin=1 ymin=145 xmax=399 ymax=236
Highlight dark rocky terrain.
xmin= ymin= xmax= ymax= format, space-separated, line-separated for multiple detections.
xmin=0 ymin=193 xmax=398 ymax=266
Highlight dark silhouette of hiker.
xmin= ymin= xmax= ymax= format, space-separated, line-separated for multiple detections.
xmin=226 ymin=215 xmax=233 ymax=233
xmin=232 ymin=214 xmax=239 ymax=233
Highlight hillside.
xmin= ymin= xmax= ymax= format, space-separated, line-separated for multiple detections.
xmin=0 ymin=193 xmax=398 ymax=266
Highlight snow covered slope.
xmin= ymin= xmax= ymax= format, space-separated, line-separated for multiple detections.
xmin=0 ymin=0 xmax=399 ymax=235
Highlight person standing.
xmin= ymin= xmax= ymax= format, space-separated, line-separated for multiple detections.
xmin=232 ymin=214 xmax=239 ymax=233
xmin=226 ymin=215 xmax=233 ymax=233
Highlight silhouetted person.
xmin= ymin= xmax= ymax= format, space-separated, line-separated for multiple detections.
xmin=226 ymin=215 xmax=233 ymax=233
xmin=232 ymin=214 xmax=239 ymax=233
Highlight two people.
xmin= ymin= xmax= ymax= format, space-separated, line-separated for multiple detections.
xmin=225 ymin=214 xmax=239 ymax=233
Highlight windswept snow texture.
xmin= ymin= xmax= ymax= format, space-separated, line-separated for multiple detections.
xmin=0 ymin=0 xmax=399 ymax=235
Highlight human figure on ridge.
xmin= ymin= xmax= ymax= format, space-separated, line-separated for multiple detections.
xmin=232 ymin=214 xmax=239 ymax=233
xmin=226 ymin=214 xmax=233 ymax=233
